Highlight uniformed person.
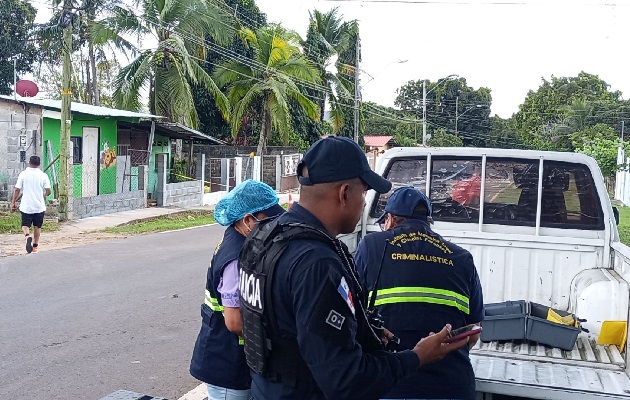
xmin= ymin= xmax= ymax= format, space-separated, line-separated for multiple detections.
xmin=354 ymin=186 xmax=484 ymax=400
xmin=190 ymin=180 xmax=285 ymax=400
xmin=238 ymin=137 xmax=469 ymax=400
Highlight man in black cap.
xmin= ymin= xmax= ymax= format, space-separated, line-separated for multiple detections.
xmin=238 ymin=137 xmax=469 ymax=400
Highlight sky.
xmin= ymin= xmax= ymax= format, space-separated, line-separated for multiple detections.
xmin=31 ymin=0 xmax=630 ymax=119
xmin=254 ymin=0 xmax=630 ymax=118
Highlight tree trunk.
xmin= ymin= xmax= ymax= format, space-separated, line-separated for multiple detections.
xmin=84 ymin=59 xmax=92 ymax=104
xmin=257 ymin=106 xmax=271 ymax=156
xmin=88 ymin=40 xmax=100 ymax=105
xmin=149 ymin=76 xmax=155 ymax=115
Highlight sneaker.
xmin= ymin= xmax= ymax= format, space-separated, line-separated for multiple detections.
xmin=26 ymin=237 xmax=33 ymax=253
xmin=32 ymin=246 xmax=38 ymax=254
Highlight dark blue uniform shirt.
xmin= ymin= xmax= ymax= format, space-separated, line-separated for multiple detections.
xmin=251 ymin=204 xmax=420 ymax=400
xmin=355 ymin=219 xmax=484 ymax=400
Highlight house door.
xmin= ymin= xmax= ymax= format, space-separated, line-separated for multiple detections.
xmin=82 ymin=127 xmax=99 ymax=197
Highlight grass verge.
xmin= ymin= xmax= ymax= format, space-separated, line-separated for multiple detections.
xmin=617 ymin=207 xmax=630 ymax=246
xmin=0 ymin=212 xmax=60 ymax=234
xmin=101 ymin=210 xmax=215 ymax=234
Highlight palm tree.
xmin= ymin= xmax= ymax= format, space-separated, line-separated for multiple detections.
xmin=34 ymin=0 xmax=142 ymax=106
xmin=213 ymin=25 xmax=321 ymax=155
xmin=113 ymin=0 xmax=233 ymax=128
xmin=563 ymin=98 xmax=593 ymax=131
xmin=304 ymin=8 xmax=357 ymax=132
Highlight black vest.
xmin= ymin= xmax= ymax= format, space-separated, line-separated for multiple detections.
xmin=238 ymin=218 xmax=382 ymax=391
xmin=190 ymin=226 xmax=250 ymax=389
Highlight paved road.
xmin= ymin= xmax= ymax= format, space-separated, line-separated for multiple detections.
xmin=0 ymin=224 xmax=224 ymax=400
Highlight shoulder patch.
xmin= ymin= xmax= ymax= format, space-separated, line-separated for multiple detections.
xmin=337 ymin=276 xmax=355 ymax=315
xmin=326 ymin=310 xmax=346 ymax=330
xmin=308 ymin=281 xmax=356 ymax=349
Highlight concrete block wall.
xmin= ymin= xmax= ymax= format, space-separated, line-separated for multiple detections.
xmin=163 ymin=180 xmax=203 ymax=207
xmin=72 ymin=191 xmax=146 ymax=219
xmin=0 ymin=101 xmax=43 ymax=200
xmin=262 ymin=156 xmax=276 ymax=189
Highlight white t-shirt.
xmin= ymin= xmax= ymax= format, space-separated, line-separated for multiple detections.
xmin=15 ymin=167 xmax=51 ymax=214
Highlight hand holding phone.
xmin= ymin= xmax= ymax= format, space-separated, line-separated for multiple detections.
xmin=443 ymin=324 xmax=482 ymax=344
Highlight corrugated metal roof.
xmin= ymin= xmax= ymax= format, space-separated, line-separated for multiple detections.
xmin=364 ymin=135 xmax=395 ymax=147
xmin=0 ymin=95 xmax=161 ymax=119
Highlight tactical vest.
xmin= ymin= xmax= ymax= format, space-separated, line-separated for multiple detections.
xmin=190 ymin=226 xmax=250 ymax=389
xmin=239 ymin=218 xmax=382 ymax=391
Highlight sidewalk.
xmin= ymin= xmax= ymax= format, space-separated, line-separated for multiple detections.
xmin=57 ymin=206 xmax=201 ymax=233
xmin=1 ymin=191 xmax=300 ymax=258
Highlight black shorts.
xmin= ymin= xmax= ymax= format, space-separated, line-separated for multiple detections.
xmin=21 ymin=212 xmax=45 ymax=228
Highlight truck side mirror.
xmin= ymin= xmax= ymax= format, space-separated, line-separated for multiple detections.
xmin=613 ymin=206 xmax=620 ymax=225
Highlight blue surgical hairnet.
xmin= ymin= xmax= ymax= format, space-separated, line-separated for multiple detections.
xmin=214 ymin=180 xmax=281 ymax=226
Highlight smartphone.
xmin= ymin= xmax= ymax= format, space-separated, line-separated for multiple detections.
xmin=443 ymin=324 xmax=482 ymax=344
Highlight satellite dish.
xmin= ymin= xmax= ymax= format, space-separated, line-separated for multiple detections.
xmin=16 ymin=80 xmax=39 ymax=97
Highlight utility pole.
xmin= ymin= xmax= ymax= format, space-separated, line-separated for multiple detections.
xmin=353 ymin=34 xmax=361 ymax=144
xmin=422 ymin=80 xmax=427 ymax=145
xmin=455 ymin=96 xmax=459 ymax=136
xmin=58 ymin=1 xmax=74 ymax=221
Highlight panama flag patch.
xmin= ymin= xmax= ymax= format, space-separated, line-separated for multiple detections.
xmin=337 ymin=277 xmax=355 ymax=315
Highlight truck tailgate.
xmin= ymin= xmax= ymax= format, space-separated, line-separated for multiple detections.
xmin=471 ymin=336 xmax=630 ymax=399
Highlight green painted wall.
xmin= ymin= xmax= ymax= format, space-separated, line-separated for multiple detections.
xmin=148 ymin=134 xmax=171 ymax=200
xmin=43 ymin=117 xmax=118 ymax=198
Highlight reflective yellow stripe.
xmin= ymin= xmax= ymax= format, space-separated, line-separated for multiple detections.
xmin=204 ymin=290 xmax=224 ymax=312
xmin=204 ymin=292 xmax=244 ymax=345
xmin=370 ymin=286 xmax=470 ymax=314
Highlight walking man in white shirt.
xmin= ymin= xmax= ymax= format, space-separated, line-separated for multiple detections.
xmin=10 ymin=156 xmax=52 ymax=254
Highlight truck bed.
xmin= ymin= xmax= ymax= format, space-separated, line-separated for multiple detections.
xmin=471 ymin=335 xmax=630 ymax=399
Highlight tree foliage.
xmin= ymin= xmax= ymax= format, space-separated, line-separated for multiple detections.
xmin=0 ymin=0 xmax=37 ymax=95
xmin=395 ymin=76 xmax=492 ymax=146
xmin=194 ymin=0 xmax=267 ymax=144
xmin=114 ymin=0 xmax=234 ymax=127
xmin=428 ymin=128 xmax=463 ymax=147
xmin=485 ymin=116 xmax=525 ymax=149
xmin=213 ymin=25 xmax=321 ymax=155
xmin=571 ymin=124 xmax=625 ymax=178
xmin=513 ymin=72 xmax=626 ymax=151
xmin=303 ymin=8 xmax=356 ymax=133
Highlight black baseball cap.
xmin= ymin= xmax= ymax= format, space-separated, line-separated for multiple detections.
xmin=297 ymin=136 xmax=392 ymax=193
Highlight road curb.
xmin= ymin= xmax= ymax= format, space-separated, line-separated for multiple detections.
xmin=178 ymin=383 xmax=207 ymax=400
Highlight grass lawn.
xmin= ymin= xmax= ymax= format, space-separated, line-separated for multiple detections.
xmin=102 ymin=210 xmax=215 ymax=234
xmin=0 ymin=212 xmax=59 ymax=234
xmin=617 ymin=207 xmax=630 ymax=246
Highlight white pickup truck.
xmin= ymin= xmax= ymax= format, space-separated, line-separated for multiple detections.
xmin=343 ymin=147 xmax=630 ymax=400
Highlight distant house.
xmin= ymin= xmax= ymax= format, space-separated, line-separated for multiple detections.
xmin=0 ymin=95 xmax=224 ymax=217
xmin=363 ymin=135 xmax=397 ymax=154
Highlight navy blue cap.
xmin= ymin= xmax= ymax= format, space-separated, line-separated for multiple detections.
xmin=297 ymin=136 xmax=392 ymax=193
xmin=376 ymin=186 xmax=432 ymax=223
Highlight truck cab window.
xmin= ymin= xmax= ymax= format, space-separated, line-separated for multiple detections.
xmin=541 ymin=162 xmax=603 ymax=229
xmin=429 ymin=158 xmax=482 ymax=223
xmin=484 ymin=160 xmax=538 ymax=226
xmin=371 ymin=158 xmax=427 ymax=218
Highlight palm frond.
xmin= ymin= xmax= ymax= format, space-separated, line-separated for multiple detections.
xmin=154 ymin=58 xmax=198 ymax=127
xmin=113 ymin=50 xmax=153 ymax=111
xmin=231 ymin=81 xmax=268 ymax=138
xmin=189 ymin=61 xmax=230 ymax=121
xmin=213 ymin=60 xmax=254 ymax=88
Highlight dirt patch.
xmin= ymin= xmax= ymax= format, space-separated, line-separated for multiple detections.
xmin=0 ymin=227 xmax=131 ymax=258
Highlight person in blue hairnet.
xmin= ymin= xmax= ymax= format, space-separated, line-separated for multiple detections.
xmin=190 ymin=180 xmax=285 ymax=400
xmin=354 ymin=186 xmax=484 ymax=400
